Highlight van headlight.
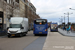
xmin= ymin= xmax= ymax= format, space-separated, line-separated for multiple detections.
xmin=8 ymin=29 xmax=9 ymax=31
xmin=17 ymin=30 xmax=21 ymax=33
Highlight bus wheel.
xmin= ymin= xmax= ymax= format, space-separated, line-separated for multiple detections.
xmin=45 ymin=34 xmax=47 ymax=36
xmin=34 ymin=34 xmax=37 ymax=36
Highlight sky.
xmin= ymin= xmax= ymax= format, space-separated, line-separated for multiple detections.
xmin=30 ymin=0 xmax=75 ymax=24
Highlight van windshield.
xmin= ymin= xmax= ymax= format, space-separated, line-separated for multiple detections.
xmin=10 ymin=24 xmax=21 ymax=28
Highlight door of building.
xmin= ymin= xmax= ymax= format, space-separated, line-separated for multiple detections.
xmin=0 ymin=11 xmax=4 ymax=30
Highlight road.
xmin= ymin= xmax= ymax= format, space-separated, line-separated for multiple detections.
xmin=1 ymin=29 xmax=75 ymax=50
xmin=0 ymin=31 xmax=46 ymax=50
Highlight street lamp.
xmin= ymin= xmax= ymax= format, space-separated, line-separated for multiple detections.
xmin=59 ymin=16 xmax=63 ymax=24
xmin=64 ymin=13 xmax=65 ymax=23
xmin=64 ymin=12 xmax=73 ymax=28
xmin=61 ymin=14 xmax=65 ymax=29
xmin=69 ymin=8 xmax=72 ymax=9
xmin=61 ymin=15 xmax=65 ymax=23
xmin=61 ymin=16 xmax=63 ymax=23
xmin=59 ymin=18 xmax=61 ymax=24
xmin=69 ymin=8 xmax=75 ymax=10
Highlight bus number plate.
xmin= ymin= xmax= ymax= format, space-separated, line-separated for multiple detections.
xmin=39 ymin=32 xmax=42 ymax=34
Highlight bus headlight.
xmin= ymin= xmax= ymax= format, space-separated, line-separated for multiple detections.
xmin=45 ymin=29 xmax=47 ymax=31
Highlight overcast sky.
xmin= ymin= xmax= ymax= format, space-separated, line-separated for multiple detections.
xmin=31 ymin=0 xmax=75 ymax=24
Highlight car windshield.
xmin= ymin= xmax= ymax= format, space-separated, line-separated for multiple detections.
xmin=10 ymin=24 xmax=21 ymax=28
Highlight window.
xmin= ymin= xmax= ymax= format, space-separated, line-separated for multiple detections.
xmin=9 ymin=0 xmax=12 ymax=4
xmin=7 ymin=0 xmax=9 ymax=3
xmin=4 ymin=0 xmax=7 ymax=2
xmin=4 ymin=0 xmax=12 ymax=4
xmin=15 ymin=0 xmax=19 ymax=3
xmin=23 ymin=0 xmax=25 ymax=2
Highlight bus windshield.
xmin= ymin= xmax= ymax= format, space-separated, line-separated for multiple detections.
xmin=10 ymin=24 xmax=21 ymax=28
xmin=34 ymin=19 xmax=47 ymax=24
xmin=51 ymin=24 xmax=58 ymax=29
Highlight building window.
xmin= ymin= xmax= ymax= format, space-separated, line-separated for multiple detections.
xmin=4 ymin=0 xmax=12 ymax=4
xmin=15 ymin=0 xmax=19 ymax=3
xmin=7 ymin=0 xmax=10 ymax=3
xmin=22 ymin=0 xmax=25 ymax=3
xmin=9 ymin=0 xmax=12 ymax=4
xmin=4 ymin=0 xmax=7 ymax=2
xmin=23 ymin=0 xmax=25 ymax=2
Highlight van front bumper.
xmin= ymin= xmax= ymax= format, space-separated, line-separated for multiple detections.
xmin=7 ymin=33 xmax=22 ymax=36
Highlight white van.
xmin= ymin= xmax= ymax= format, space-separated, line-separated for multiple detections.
xmin=7 ymin=17 xmax=28 ymax=37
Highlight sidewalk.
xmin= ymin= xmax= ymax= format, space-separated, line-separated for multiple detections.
xmin=43 ymin=31 xmax=75 ymax=50
xmin=0 ymin=33 xmax=7 ymax=37
xmin=0 ymin=35 xmax=7 ymax=38
xmin=58 ymin=28 xmax=75 ymax=37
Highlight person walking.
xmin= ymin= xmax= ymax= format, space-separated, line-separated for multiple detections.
xmin=66 ymin=25 xmax=71 ymax=33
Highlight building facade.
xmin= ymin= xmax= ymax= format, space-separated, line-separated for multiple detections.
xmin=0 ymin=0 xmax=40 ymax=30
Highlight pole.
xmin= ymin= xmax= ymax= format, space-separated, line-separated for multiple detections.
xmin=61 ymin=17 xmax=62 ymax=24
xmin=64 ymin=15 xmax=65 ymax=29
xmin=68 ymin=12 xmax=69 ymax=28
xmin=64 ymin=15 xmax=65 ymax=23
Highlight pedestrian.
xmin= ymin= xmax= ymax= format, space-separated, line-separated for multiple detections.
xmin=71 ymin=25 xmax=73 ymax=32
xmin=63 ymin=26 xmax=66 ymax=30
xmin=66 ymin=25 xmax=71 ymax=33
xmin=66 ymin=26 xmax=69 ymax=33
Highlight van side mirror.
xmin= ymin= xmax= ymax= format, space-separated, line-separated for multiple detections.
xmin=21 ymin=27 xmax=24 ymax=29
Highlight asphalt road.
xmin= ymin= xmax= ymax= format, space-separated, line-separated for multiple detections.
xmin=24 ymin=37 xmax=46 ymax=50
xmin=0 ymin=31 xmax=47 ymax=50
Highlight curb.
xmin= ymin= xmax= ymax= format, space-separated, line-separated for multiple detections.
xmin=58 ymin=30 xmax=75 ymax=37
xmin=58 ymin=31 xmax=66 ymax=36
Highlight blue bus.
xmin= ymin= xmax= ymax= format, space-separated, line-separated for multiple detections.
xmin=33 ymin=19 xmax=48 ymax=35
xmin=50 ymin=23 xmax=58 ymax=32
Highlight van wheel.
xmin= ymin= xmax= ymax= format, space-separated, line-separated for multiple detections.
xmin=19 ymin=34 xmax=22 ymax=37
xmin=23 ymin=33 xmax=26 ymax=36
xmin=26 ymin=32 xmax=28 ymax=34
xmin=45 ymin=34 xmax=47 ymax=36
